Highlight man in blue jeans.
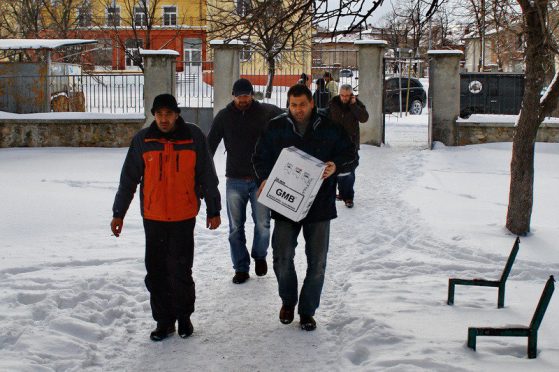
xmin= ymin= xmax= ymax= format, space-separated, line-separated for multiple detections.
xmin=208 ymin=78 xmax=284 ymax=284
xmin=253 ymin=84 xmax=356 ymax=330
xmin=327 ymin=84 xmax=368 ymax=208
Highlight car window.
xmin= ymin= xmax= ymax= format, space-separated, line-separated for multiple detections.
xmin=410 ymin=79 xmax=422 ymax=88
xmin=386 ymin=79 xmax=399 ymax=90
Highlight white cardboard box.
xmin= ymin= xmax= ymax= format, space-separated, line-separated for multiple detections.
xmin=258 ymin=146 xmax=326 ymax=222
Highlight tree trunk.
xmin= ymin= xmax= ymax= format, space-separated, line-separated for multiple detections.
xmin=506 ymin=1 xmax=548 ymax=235
xmin=265 ymin=57 xmax=276 ymax=99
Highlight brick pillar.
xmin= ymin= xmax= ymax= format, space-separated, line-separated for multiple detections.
xmin=428 ymin=50 xmax=463 ymax=146
xmin=140 ymin=49 xmax=179 ymax=127
xmin=210 ymin=40 xmax=243 ymax=117
xmin=355 ymin=40 xmax=387 ymax=146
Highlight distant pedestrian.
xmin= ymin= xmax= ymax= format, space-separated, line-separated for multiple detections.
xmin=327 ymin=84 xmax=369 ymax=208
xmin=298 ymin=73 xmax=309 ymax=86
xmin=111 ymin=94 xmax=221 ymax=341
xmin=313 ymin=78 xmax=330 ymax=109
xmin=323 ymin=71 xmax=339 ymax=98
xmin=253 ymin=84 xmax=356 ymax=331
xmin=208 ymin=78 xmax=284 ymax=284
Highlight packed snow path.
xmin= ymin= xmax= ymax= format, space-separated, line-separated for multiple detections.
xmin=1 ymin=125 xmax=558 ymax=370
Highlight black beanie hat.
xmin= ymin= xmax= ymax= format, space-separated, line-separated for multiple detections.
xmin=151 ymin=94 xmax=180 ymax=115
xmin=232 ymin=78 xmax=254 ymax=96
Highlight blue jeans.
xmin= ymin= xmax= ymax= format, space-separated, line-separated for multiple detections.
xmin=337 ymin=170 xmax=355 ymax=200
xmin=272 ymin=219 xmax=330 ymax=316
xmin=226 ymin=178 xmax=271 ymax=273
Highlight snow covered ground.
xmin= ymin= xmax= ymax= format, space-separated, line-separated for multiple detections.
xmin=1 ymin=113 xmax=558 ymax=371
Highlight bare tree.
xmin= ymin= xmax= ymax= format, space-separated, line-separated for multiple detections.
xmin=506 ymin=0 xmax=559 ymax=235
xmin=99 ymin=0 xmax=195 ymax=71
xmin=208 ymin=0 xmax=313 ymax=98
xmin=0 ymin=0 xmax=44 ymax=40
xmin=380 ymin=0 xmax=447 ymax=55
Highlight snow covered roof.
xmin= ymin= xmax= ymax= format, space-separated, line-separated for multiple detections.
xmin=139 ymin=48 xmax=179 ymax=56
xmin=0 ymin=39 xmax=97 ymax=50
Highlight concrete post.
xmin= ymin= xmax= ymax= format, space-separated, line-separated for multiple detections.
xmin=210 ymin=40 xmax=243 ymax=117
xmin=140 ymin=49 xmax=179 ymax=126
xmin=355 ymin=40 xmax=387 ymax=146
xmin=428 ymin=50 xmax=463 ymax=147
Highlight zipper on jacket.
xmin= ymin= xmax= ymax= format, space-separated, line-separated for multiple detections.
xmin=176 ymin=153 xmax=179 ymax=172
xmin=159 ymin=153 xmax=163 ymax=181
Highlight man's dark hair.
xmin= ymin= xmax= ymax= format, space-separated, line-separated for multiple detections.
xmin=287 ymin=84 xmax=312 ymax=101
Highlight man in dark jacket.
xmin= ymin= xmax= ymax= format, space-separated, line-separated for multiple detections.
xmin=328 ymin=84 xmax=369 ymax=208
xmin=208 ymin=78 xmax=284 ymax=284
xmin=253 ymin=84 xmax=356 ymax=331
xmin=110 ymin=94 xmax=221 ymax=341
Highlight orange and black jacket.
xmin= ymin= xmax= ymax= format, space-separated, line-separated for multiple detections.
xmin=112 ymin=117 xmax=221 ymax=222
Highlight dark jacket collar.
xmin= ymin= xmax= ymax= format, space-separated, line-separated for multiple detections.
xmin=285 ymin=108 xmax=324 ymax=137
xmin=227 ymin=99 xmax=260 ymax=114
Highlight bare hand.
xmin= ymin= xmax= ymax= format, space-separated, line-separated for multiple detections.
xmin=322 ymin=161 xmax=336 ymax=179
xmin=350 ymin=95 xmax=356 ymax=105
xmin=207 ymin=215 xmax=221 ymax=230
xmin=256 ymin=180 xmax=267 ymax=198
xmin=111 ymin=217 xmax=123 ymax=237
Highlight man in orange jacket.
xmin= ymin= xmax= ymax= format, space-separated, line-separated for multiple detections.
xmin=110 ymin=94 xmax=221 ymax=341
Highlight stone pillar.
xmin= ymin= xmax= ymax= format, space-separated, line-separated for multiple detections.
xmin=428 ymin=50 xmax=463 ymax=147
xmin=210 ymin=40 xmax=243 ymax=117
xmin=355 ymin=40 xmax=387 ymax=146
xmin=140 ymin=49 xmax=179 ymax=126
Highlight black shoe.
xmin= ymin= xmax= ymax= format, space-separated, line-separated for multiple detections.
xmin=279 ymin=305 xmax=295 ymax=324
xmin=232 ymin=271 xmax=250 ymax=284
xmin=344 ymin=199 xmax=354 ymax=208
xmin=254 ymin=259 xmax=268 ymax=276
xmin=178 ymin=317 xmax=194 ymax=338
xmin=150 ymin=323 xmax=175 ymax=341
xmin=300 ymin=315 xmax=316 ymax=331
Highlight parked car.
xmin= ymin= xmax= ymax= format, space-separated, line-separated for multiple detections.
xmin=339 ymin=68 xmax=353 ymax=77
xmin=384 ymin=77 xmax=426 ymax=115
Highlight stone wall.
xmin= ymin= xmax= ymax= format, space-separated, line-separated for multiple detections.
xmin=457 ymin=121 xmax=559 ymax=145
xmin=0 ymin=118 xmax=144 ymax=147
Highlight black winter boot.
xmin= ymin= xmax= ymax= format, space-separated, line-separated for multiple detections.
xmin=150 ymin=323 xmax=175 ymax=341
xmin=300 ymin=315 xmax=316 ymax=331
xmin=178 ymin=317 xmax=194 ymax=338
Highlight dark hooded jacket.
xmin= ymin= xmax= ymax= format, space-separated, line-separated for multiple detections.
xmin=208 ymin=100 xmax=284 ymax=179
xmin=252 ymin=109 xmax=356 ymax=223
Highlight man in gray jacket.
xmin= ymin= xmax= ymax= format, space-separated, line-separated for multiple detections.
xmin=327 ymin=84 xmax=369 ymax=208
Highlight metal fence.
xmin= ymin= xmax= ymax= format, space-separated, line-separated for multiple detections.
xmin=0 ymin=72 xmax=144 ymax=114
xmin=176 ymin=61 xmax=213 ymax=108
xmin=0 ymin=50 xmax=363 ymax=114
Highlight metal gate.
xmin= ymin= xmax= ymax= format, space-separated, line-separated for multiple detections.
xmin=459 ymin=73 xmax=524 ymax=118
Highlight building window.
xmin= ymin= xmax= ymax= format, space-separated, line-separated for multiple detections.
xmin=515 ymin=34 xmax=524 ymax=51
xmin=183 ymin=38 xmax=202 ymax=67
xmin=236 ymin=0 xmax=251 ymax=16
xmin=77 ymin=3 xmax=92 ymax=27
xmin=125 ymin=39 xmax=143 ymax=69
xmin=107 ymin=6 xmax=121 ymax=27
xmin=134 ymin=6 xmax=147 ymax=27
xmin=240 ymin=39 xmax=252 ymax=62
xmin=163 ymin=6 xmax=177 ymax=26
xmin=93 ymin=38 xmax=113 ymax=66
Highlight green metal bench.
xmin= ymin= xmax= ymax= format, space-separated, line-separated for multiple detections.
xmin=448 ymin=237 xmax=520 ymax=308
xmin=467 ymin=275 xmax=555 ymax=359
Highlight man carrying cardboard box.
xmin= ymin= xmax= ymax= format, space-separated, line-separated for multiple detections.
xmin=253 ymin=84 xmax=356 ymax=331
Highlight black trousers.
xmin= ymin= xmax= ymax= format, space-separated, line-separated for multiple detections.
xmin=143 ymin=218 xmax=196 ymax=325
